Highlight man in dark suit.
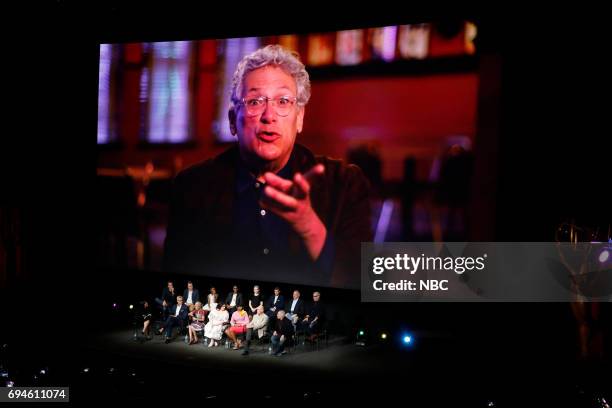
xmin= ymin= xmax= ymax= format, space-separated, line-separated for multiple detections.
xmin=286 ymin=289 xmax=305 ymax=326
xmin=265 ymin=287 xmax=285 ymax=319
xmin=183 ymin=281 xmax=200 ymax=307
xmin=271 ymin=309 xmax=295 ymax=356
xmin=163 ymin=45 xmax=372 ymax=290
xmin=155 ymin=280 xmax=177 ymax=320
xmin=158 ymin=295 xmax=189 ymax=343
xmin=224 ymin=285 xmax=243 ymax=316
xmin=301 ymin=291 xmax=325 ymax=342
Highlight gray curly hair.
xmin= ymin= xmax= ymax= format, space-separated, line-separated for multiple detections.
xmin=229 ymin=44 xmax=311 ymax=113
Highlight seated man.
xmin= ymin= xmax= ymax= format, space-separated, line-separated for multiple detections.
xmin=183 ymin=280 xmax=200 ymax=308
xmin=155 ymin=280 xmax=177 ymax=320
xmin=225 ymin=285 xmax=243 ymax=316
xmin=242 ymin=305 xmax=269 ymax=356
xmin=285 ymin=289 xmax=305 ymax=326
xmin=158 ymin=295 xmax=189 ymax=343
xmin=265 ymin=287 xmax=285 ymax=320
xmin=270 ymin=309 xmax=294 ymax=356
xmin=300 ymin=291 xmax=325 ymax=342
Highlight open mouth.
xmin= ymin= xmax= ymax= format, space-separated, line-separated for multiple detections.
xmin=257 ymin=131 xmax=280 ymax=142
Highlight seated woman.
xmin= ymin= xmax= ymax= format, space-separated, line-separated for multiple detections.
xmin=204 ymin=303 xmax=229 ymax=347
xmin=137 ymin=300 xmax=153 ymax=339
xmin=203 ymin=287 xmax=219 ymax=312
xmin=187 ymin=301 xmax=206 ymax=345
xmin=225 ymin=304 xmax=249 ymax=350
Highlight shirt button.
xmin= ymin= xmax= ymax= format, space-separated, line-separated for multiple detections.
xmin=263 ymin=248 xmax=270 ymax=255
xmin=260 ymin=209 xmax=266 ymax=216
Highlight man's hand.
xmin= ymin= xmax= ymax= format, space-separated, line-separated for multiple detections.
xmin=261 ymin=164 xmax=327 ymax=260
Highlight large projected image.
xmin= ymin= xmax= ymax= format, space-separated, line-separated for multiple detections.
xmin=96 ymin=22 xmax=480 ymax=289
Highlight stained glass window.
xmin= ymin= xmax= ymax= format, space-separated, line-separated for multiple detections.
xmin=141 ymin=41 xmax=193 ymax=143
xmin=97 ymin=44 xmax=118 ymax=144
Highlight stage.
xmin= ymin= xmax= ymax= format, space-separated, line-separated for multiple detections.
xmin=82 ymin=327 xmax=447 ymax=380
xmin=74 ymin=327 xmax=612 ymax=403
xmin=1 ymin=314 xmax=610 ymax=404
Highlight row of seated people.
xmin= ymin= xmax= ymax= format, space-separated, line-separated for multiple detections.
xmin=153 ymin=280 xmax=315 ymax=320
xmin=136 ymin=283 xmax=325 ymax=357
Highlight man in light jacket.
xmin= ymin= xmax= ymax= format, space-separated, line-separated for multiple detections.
xmin=242 ymin=305 xmax=269 ymax=356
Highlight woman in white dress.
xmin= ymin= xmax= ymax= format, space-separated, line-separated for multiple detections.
xmin=203 ymin=287 xmax=219 ymax=312
xmin=204 ymin=303 xmax=229 ymax=347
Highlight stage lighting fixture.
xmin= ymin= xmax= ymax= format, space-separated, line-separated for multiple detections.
xmin=129 ymin=304 xmax=134 ymax=310
xmin=358 ymin=330 xmax=364 ymax=336
xmin=403 ymin=335 xmax=412 ymax=344
xmin=381 ymin=333 xmax=387 ymax=340
xmin=112 ymin=303 xmax=117 ymax=309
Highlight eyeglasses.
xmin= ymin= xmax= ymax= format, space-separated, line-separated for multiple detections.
xmin=240 ymin=95 xmax=298 ymax=117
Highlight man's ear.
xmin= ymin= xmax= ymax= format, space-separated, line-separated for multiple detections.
xmin=296 ymin=106 xmax=305 ymax=134
xmin=228 ymin=108 xmax=237 ymax=136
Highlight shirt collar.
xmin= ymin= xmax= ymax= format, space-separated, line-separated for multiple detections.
xmin=235 ymin=155 xmax=294 ymax=194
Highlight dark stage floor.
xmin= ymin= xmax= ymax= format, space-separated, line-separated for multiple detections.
xmin=3 ymin=323 xmax=610 ymax=405
xmin=83 ymin=327 xmax=450 ymax=380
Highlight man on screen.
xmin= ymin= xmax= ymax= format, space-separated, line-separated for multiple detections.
xmin=163 ymin=45 xmax=372 ymax=288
